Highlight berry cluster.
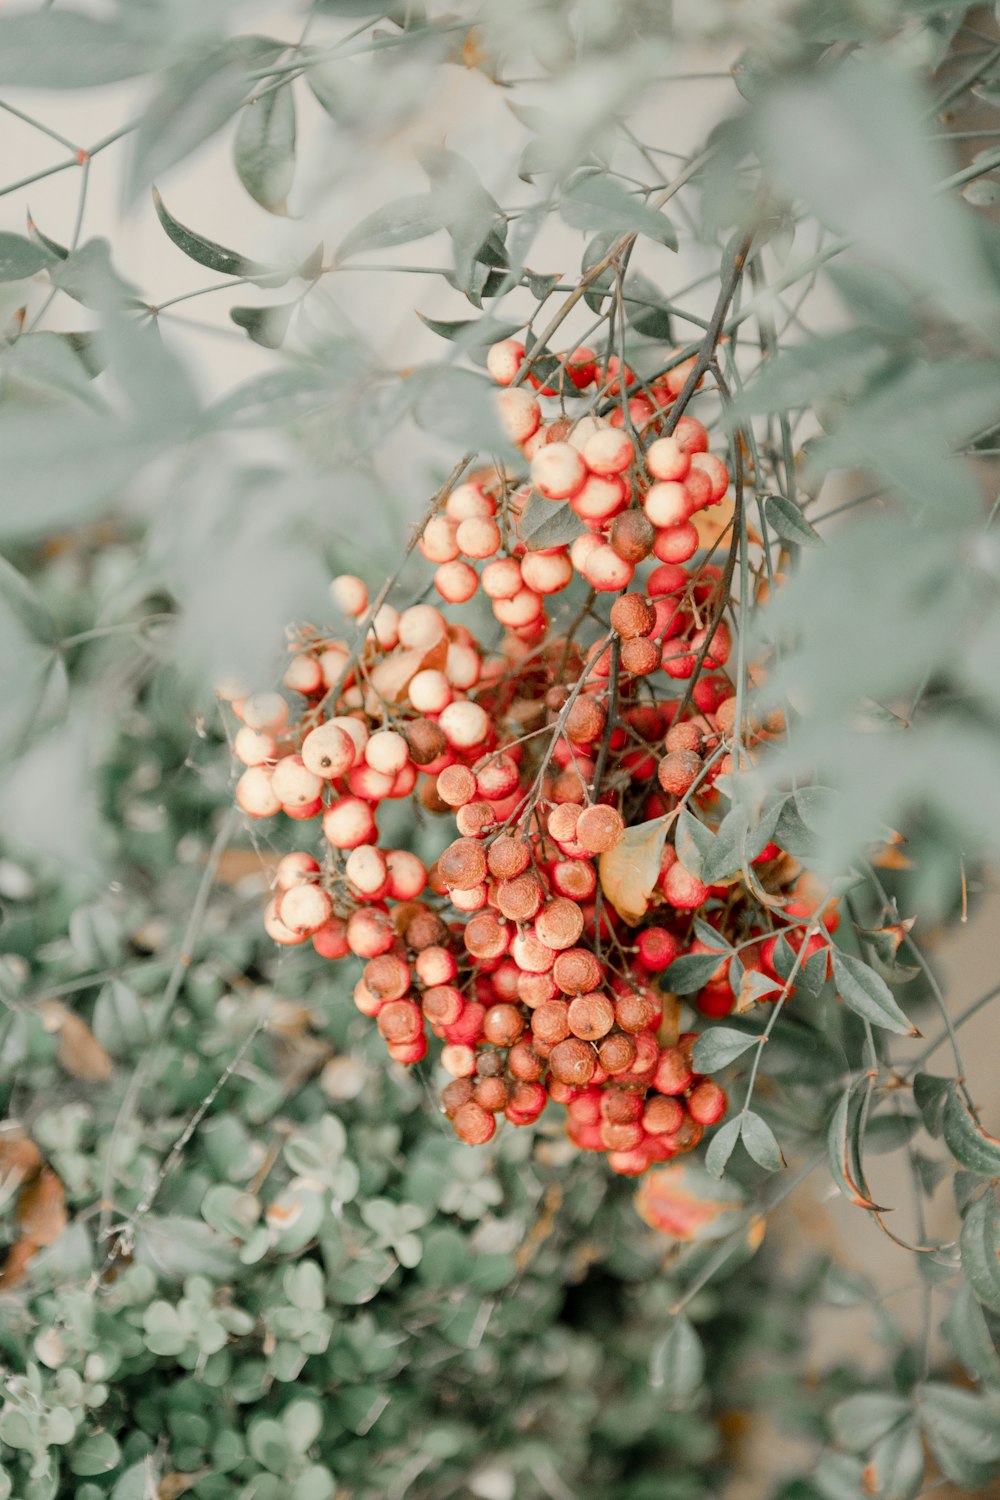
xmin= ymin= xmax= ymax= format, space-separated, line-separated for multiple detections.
xmin=224 ymin=340 xmax=838 ymax=1176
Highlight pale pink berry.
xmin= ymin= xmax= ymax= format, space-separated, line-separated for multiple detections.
xmin=439 ymin=699 xmax=490 ymax=749
xmin=450 ymin=883 xmax=488 ymax=912
xmin=276 ymin=851 xmax=321 ymax=890
xmin=497 ymin=386 xmax=541 ymax=444
xmin=386 ymin=849 xmax=427 ymax=900
xmin=570 ymin=531 xmax=604 ymax=575
xmin=283 ymin=654 xmax=323 ymax=695
xmin=492 ymin=588 xmax=544 ymax=627
xmin=215 ymin=677 xmax=249 ymax=703
xmin=580 ymin=544 xmax=635 ymax=592
xmin=409 ymin=669 xmax=453 ymax=714
xmin=567 ymin=415 xmax=607 ymax=452
xmin=264 ymin=897 xmax=307 ymax=946
xmin=327 ymin=715 xmax=368 ymax=761
xmin=644 ymin=481 xmax=693 ymax=528
xmin=441 ymin=1043 xmax=476 ymax=1078
xmin=365 ymin=730 xmax=410 ymax=777
xmin=322 ymin=796 xmax=376 ymax=849
xmin=279 ymin=882 xmax=333 ymax=935
xmin=646 ymin=435 xmax=691 ymax=482
xmin=347 ymin=764 xmax=394 ymax=800
xmin=582 ymin=427 xmax=633 ymax=476
xmin=530 ymin=442 xmax=587 ymax=501
xmin=318 ymin=645 xmax=350 ymax=689
xmin=456 ymin=516 xmax=501 ymax=559
xmin=486 ymin=338 xmax=526 ymax=386
xmin=419 ymin=515 xmax=460 ymax=564
xmin=233 ymin=726 xmax=277 ymax=767
xmin=481 ymin=558 xmax=523 ymax=600
xmin=371 ymin=604 xmax=400 ymax=649
xmin=520 ymin=550 xmax=573 ymax=594
xmin=271 ymin=754 xmax=324 ymax=807
xmin=571 ymin=474 xmax=626 ymax=522
xmin=345 ymin=844 xmax=389 ymax=897
xmin=445 ymin=642 xmax=481 ymax=689
xmin=689 ymin=451 xmax=729 ymax=503
xmin=446 ymin=482 xmax=496 ymax=522
xmin=330 ymin=574 xmax=368 ymax=617
xmin=241 ymin=692 xmax=289 ymax=733
xmin=415 ymin=946 xmax=457 ymax=986
xmin=236 ymin=766 xmax=281 ymax=818
xmin=435 ymin=559 xmax=479 ymax=604
xmin=398 ymin=604 xmax=448 ymax=650
xmin=302 ymin=722 xmax=355 ymax=779
xmin=653 ymin=523 xmax=699 ymax=565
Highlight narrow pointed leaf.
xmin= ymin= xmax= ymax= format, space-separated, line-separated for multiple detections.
xmin=943 ymin=1085 xmax=1000 ymax=1176
xmin=691 ymin=1027 xmax=758 ymax=1073
xmin=234 ymin=84 xmax=296 ymax=214
xmin=230 ymin=303 xmax=294 ymax=349
xmin=336 ymin=194 xmax=445 ymax=260
xmin=832 ymin=950 xmax=916 ymax=1035
xmin=153 ymin=191 xmax=259 ymax=277
xmin=740 ymin=1110 xmax=784 ymax=1171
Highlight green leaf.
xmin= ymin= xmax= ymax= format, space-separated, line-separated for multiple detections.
xmin=69 ymin=1431 xmax=122 ymax=1476
xmin=942 ymin=1084 xmax=1000 ymax=1176
xmin=830 ymin=1391 xmax=911 ymax=1452
xmin=674 ymin=807 xmax=716 ymax=880
xmin=248 ymin=1416 xmax=292 ymax=1474
xmin=0 ymin=233 xmax=50 ymax=282
xmin=961 ymin=1191 xmax=1000 ymax=1313
xmin=234 ymin=84 xmax=297 ymax=214
xmin=826 ymin=261 xmax=918 ymax=340
xmin=622 ymin=270 xmax=674 ymax=339
xmin=153 ymin=191 xmax=258 ymax=277
xmin=963 ymin=179 xmax=1000 ymax=207
xmin=282 ymin=1398 xmax=323 ymax=1453
xmin=649 ymin=1315 xmax=704 ymax=1403
xmin=704 ymin=1116 xmax=741 ymax=1178
xmin=134 ymin=1215 xmax=240 ymax=1280
xmin=943 ymin=1284 xmax=1000 ymax=1389
xmin=827 ymin=1080 xmax=881 ymax=1210
xmin=691 ymin=1027 xmax=759 ymax=1073
xmin=913 ymin=1072 xmax=951 ymax=1137
xmin=831 ymin=950 xmax=916 ymax=1035
xmin=740 ymin=1110 xmax=784 ymax=1171
xmin=231 ymin=303 xmax=294 ymax=349
xmin=581 ymin=231 xmax=616 ymax=313
xmin=763 ymin=493 xmax=823 ymax=548
xmin=0 ymin=11 xmax=152 ymax=87
xmin=867 ymin=1420 xmax=925 ymax=1500
xmin=518 ymin=493 xmax=588 ymax=552
xmin=661 ymin=951 xmax=730 ymax=994
xmin=0 ymin=554 xmax=59 ymax=645
xmin=336 ymin=194 xmax=444 ymax=260
xmin=48 ymin=238 xmax=144 ymax=310
xmin=561 ymin=173 xmax=678 ymax=249
xmin=416 ymin=313 xmax=523 ymax=348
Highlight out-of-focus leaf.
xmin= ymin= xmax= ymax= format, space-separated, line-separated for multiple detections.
xmin=622 ymin=270 xmax=673 ymax=338
xmin=918 ymin=1382 xmax=1000 ymax=1489
xmin=134 ymin=1215 xmax=241 ymax=1280
xmin=866 ymin=1419 xmax=925 ymax=1500
xmin=634 ymin=1161 xmax=746 ymax=1241
xmin=336 ymin=194 xmax=445 ymax=260
xmin=830 ymin=1391 xmax=910 ymax=1452
xmin=960 ymin=1191 xmax=1000 ymax=1312
xmin=764 ymin=493 xmax=823 ymax=548
xmin=649 ymin=1315 xmax=704 ymax=1403
xmin=736 ymin=330 xmax=893 ymax=415
xmin=705 ymin=1116 xmax=741 ymax=1178
xmin=561 ymin=173 xmax=678 ymax=249
xmin=0 ymin=11 xmax=153 ymax=87
xmin=38 ymin=1002 xmax=113 ymax=1082
xmin=234 ymin=83 xmax=297 ymax=214
xmin=231 ymin=303 xmax=294 ymax=349
xmin=0 ymin=234 xmax=50 ymax=282
xmin=48 ymin=239 xmax=144 ymax=310
xmin=943 ymin=1283 xmax=1000 ymax=1389
xmin=826 ymin=261 xmax=918 ymax=340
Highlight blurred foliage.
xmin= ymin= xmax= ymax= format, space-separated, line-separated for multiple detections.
xmin=2 ymin=0 xmax=1000 ymax=1496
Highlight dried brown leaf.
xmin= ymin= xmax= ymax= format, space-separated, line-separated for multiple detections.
xmin=39 ymin=1000 xmax=113 ymax=1081
xmin=17 ymin=1166 xmax=67 ymax=1246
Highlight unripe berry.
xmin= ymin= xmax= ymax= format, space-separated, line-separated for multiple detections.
xmin=610 ymin=593 xmax=656 ymax=640
xmin=637 ymin=926 xmax=680 ymax=971
xmin=450 ymin=882 xmax=488 ymax=912
xmin=662 ymin=860 xmax=709 ymax=910
xmin=372 ymin=603 xmax=400 ymax=649
xmin=662 ymin=639 xmax=697 ymax=679
xmin=363 ymin=730 xmax=408 ymax=778
xmin=569 ymin=530 xmax=604 ymax=575
xmin=242 ymin=692 xmax=289 ymax=733
xmin=415 ymin=947 xmax=457 ymax=987
xmin=486 ymin=338 xmax=526 ymax=386
xmin=474 ymin=754 xmax=519 ymax=801
xmin=236 ymin=766 xmax=281 ymax=818
xmin=234 ymin=726 xmax=277 ymax=767
xmin=283 ymin=654 xmax=323 ymax=695
xmin=330 ymin=574 xmax=368 ymax=617
xmin=439 ymin=700 xmax=490 ymax=749
xmin=313 ymin=916 xmax=349 ymax=959
xmin=690 ymin=620 xmax=732 ymax=669
xmin=566 ymin=345 xmax=598 ymax=388
xmin=419 ymin=514 xmax=460 ymax=563
xmin=492 ymin=588 xmax=544 ymax=627
xmin=653 ymin=523 xmax=699 ymax=565
xmin=688 ymin=1079 xmax=728 ymax=1126
xmin=531 ymin=442 xmax=587 ymax=501
xmin=435 ymin=559 xmax=479 ymax=604
xmin=583 ymin=427 xmax=633 ymax=476
xmin=277 ymin=882 xmax=332 ymax=936
xmin=657 ymin=749 xmax=703 ymax=797
xmin=302 ymin=722 xmax=355 ymax=779
xmin=323 ymin=796 xmax=376 ymax=849
xmin=497 ymin=386 xmax=541 ymax=444
xmin=276 ymin=852 xmax=321 ymax=891
xmin=575 ymin=805 xmax=624 ymax=854
xmin=271 ymin=754 xmax=324 ymax=808
xmin=672 ymin=415 xmax=709 ymax=455
xmin=345 ymin=906 xmax=395 ymax=959
xmin=446 ymin=482 xmax=497 ymax=522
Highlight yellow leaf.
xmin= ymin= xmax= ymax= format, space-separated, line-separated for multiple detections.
xmin=599 ymin=816 xmax=667 ymax=925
